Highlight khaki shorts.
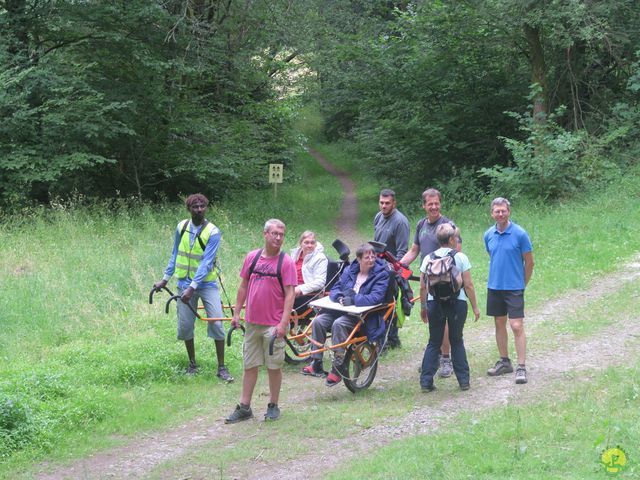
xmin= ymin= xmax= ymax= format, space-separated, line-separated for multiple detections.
xmin=243 ymin=323 xmax=285 ymax=370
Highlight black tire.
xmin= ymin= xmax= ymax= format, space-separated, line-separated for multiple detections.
xmin=284 ymin=318 xmax=313 ymax=364
xmin=342 ymin=341 xmax=378 ymax=393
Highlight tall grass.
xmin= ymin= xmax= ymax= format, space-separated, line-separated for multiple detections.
xmin=0 ymin=146 xmax=342 ymax=471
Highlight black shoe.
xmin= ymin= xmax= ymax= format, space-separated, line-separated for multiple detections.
xmin=264 ymin=403 xmax=280 ymax=421
xmin=225 ymin=404 xmax=253 ymax=424
xmin=460 ymin=383 xmax=470 ymax=391
xmin=185 ymin=364 xmax=199 ymax=375
xmin=421 ymin=384 xmax=436 ymax=392
xmin=217 ymin=366 xmax=234 ymax=382
xmin=301 ymin=360 xmax=327 ymax=377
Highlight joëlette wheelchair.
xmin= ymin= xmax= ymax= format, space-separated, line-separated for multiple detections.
xmin=149 ymin=240 xmax=351 ymax=364
xmin=150 ymin=240 xmax=417 ymax=393
xmin=274 ymin=240 xmax=417 ymax=393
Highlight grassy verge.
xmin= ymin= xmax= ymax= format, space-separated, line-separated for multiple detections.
xmin=326 ymin=361 xmax=639 ymax=479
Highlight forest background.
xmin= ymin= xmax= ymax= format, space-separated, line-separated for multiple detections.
xmin=2 ymin=0 xmax=640 ymax=206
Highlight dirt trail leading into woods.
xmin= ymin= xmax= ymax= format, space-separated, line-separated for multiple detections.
xmin=306 ymin=147 xmax=363 ymax=248
xmin=34 ymin=152 xmax=640 ymax=479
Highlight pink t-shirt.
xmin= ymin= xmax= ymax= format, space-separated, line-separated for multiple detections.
xmin=240 ymin=249 xmax=297 ymax=326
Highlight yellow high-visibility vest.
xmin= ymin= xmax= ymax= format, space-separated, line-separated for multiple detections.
xmin=174 ymin=219 xmax=218 ymax=282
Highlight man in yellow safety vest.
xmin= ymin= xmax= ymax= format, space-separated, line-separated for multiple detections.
xmin=154 ymin=193 xmax=233 ymax=381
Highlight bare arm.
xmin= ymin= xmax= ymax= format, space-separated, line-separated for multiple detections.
xmin=461 ymin=270 xmax=480 ymax=322
xmin=419 ymin=272 xmax=428 ymax=323
xmin=276 ymin=285 xmax=296 ymax=338
xmin=231 ymin=277 xmax=249 ymax=327
xmin=400 ymin=243 xmax=420 ymax=266
xmin=523 ymin=251 xmax=534 ymax=287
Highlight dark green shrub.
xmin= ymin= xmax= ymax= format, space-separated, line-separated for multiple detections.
xmin=0 ymin=396 xmax=39 ymax=458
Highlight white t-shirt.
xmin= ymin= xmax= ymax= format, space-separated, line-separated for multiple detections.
xmin=420 ymin=247 xmax=471 ymax=302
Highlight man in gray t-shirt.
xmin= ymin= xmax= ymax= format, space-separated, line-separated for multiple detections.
xmin=373 ymin=188 xmax=409 ymax=349
xmin=373 ymin=191 xmax=410 ymax=259
xmin=400 ymin=188 xmax=459 ymax=378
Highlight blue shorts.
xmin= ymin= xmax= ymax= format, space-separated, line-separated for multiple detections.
xmin=176 ymin=286 xmax=226 ymax=341
xmin=486 ymin=289 xmax=525 ymax=319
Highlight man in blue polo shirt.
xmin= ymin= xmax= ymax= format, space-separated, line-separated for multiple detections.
xmin=484 ymin=197 xmax=534 ymax=384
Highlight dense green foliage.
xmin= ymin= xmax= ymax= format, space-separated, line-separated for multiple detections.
xmin=0 ymin=1 xmax=305 ymax=205
xmin=2 ymin=1 xmax=639 ymax=206
xmin=309 ymin=0 xmax=640 ymax=200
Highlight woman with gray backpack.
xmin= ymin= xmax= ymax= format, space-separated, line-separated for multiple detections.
xmin=419 ymin=223 xmax=481 ymax=392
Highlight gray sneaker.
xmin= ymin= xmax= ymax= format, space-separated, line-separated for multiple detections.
xmin=515 ymin=366 xmax=528 ymax=384
xmin=487 ymin=358 xmax=514 ymax=376
xmin=264 ymin=403 xmax=280 ymax=421
xmin=225 ymin=404 xmax=253 ymax=424
xmin=217 ymin=366 xmax=234 ymax=383
xmin=439 ymin=357 xmax=453 ymax=378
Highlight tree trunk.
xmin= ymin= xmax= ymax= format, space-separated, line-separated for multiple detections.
xmin=523 ymin=21 xmax=547 ymax=123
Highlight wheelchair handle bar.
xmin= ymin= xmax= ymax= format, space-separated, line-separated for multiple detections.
xmin=268 ymin=335 xmax=299 ymax=357
xmin=226 ymin=324 xmax=246 ymax=347
xmin=148 ymin=285 xmax=175 ymax=305
xmin=164 ymin=294 xmax=200 ymax=318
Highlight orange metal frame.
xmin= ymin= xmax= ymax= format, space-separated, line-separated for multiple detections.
xmin=285 ymin=299 xmax=397 ymax=359
xmin=198 ymin=298 xmax=398 ymax=357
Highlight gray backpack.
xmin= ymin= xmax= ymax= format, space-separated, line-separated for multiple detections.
xmin=425 ymin=250 xmax=463 ymax=302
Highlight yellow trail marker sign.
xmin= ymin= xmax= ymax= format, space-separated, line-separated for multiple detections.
xmin=269 ymin=164 xmax=283 ymax=184
xmin=269 ymin=163 xmax=283 ymax=199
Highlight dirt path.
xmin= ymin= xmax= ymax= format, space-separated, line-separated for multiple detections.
xmin=33 ymin=150 xmax=640 ymax=479
xmin=306 ymin=147 xmax=363 ymax=248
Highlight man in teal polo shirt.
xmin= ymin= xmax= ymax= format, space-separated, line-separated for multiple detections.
xmin=484 ymin=197 xmax=534 ymax=384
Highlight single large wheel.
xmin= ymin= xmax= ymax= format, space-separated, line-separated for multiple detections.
xmin=342 ymin=341 xmax=378 ymax=393
xmin=284 ymin=318 xmax=313 ymax=364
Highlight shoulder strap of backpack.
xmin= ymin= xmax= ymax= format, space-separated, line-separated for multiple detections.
xmin=247 ymin=249 xmax=285 ymax=295
xmin=179 ymin=220 xmax=210 ymax=251
xmin=248 ymin=249 xmax=263 ymax=277
xmin=276 ymin=251 xmax=285 ymax=294
xmin=195 ymin=220 xmax=210 ymax=251
xmin=179 ymin=219 xmax=189 ymax=242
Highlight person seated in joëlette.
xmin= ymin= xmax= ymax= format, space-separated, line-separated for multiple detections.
xmin=302 ymin=243 xmax=389 ymax=386
xmin=290 ymin=230 xmax=328 ymax=313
